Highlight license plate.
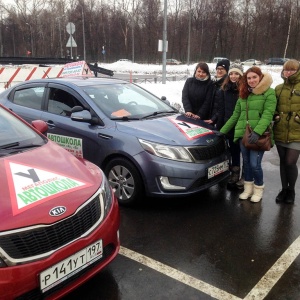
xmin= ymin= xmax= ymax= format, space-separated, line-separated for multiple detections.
xmin=40 ymin=239 xmax=103 ymax=292
xmin=207 ymin=160 xmax=229 ymax=179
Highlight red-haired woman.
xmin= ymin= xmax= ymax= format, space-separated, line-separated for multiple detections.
xmin=220 ymin=67 xmax=276 ymax=202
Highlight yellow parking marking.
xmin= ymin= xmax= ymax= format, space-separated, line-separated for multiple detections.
xmin=119 ymin=246 xmax=242 ymax=300
xmin=244 ymin=235 xmax=300 ymax=299
xmin=120 ymin=235 xmax=300 ymax=300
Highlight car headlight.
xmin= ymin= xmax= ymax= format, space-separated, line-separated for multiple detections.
xmin=139 ymin=139 xmax=192 ymax=162
xmin=100 ymin=170 xmax=113 ymax=217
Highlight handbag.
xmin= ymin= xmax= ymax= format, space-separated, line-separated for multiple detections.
xmin=242 ymin=100 xmax=272 ymax=151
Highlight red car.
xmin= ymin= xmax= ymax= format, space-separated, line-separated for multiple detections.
xmin=0 ymin=104 xmax=120 ymax=299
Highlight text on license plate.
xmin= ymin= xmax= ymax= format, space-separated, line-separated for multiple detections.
xmin=40 ymin=239 xmax=103 ymax=292
xmin=207 ymin=160 xmax=229 ymax=179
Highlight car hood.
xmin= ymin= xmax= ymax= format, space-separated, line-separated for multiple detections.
xmin=0 ymin=141 xmax=102 ymax=231
xmin=116 ymin=114 xmax=219 ymax=146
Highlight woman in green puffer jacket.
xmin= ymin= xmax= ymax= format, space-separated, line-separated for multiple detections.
xmin=274 ymin=59 xmax=300 ymax=204
xmin=220 ymin=67 xmax=276 ymax=203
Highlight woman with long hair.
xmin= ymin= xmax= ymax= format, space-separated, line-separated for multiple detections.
xmin=274 ymin=59 xmax=300 ymax=204
xmin=216 ymin=64 xmax=244 ymax=189
xmin=220 ymin=67 xmax=276 ymax=202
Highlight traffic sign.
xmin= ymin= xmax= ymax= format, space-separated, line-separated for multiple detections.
xmin=66 ymin=36 xmax=77 ymax=47
xmin=66 ymin=22 xmax=75 ymax=34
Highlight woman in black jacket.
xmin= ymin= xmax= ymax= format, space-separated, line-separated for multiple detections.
xmin=216 ymin=64 xmax=244 ymax=189
xmin=182 ymin=62 xmax=214 ymax=120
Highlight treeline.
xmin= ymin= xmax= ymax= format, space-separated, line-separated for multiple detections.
xmin=0 ymin=0 xmax=299 ymax=64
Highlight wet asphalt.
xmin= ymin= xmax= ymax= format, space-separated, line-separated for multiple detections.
xmin=63 ymin=146 xmax=300 ymax=300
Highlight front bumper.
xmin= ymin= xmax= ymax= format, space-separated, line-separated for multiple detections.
xmin=0 ymin=198 xmax=120 ymax=300
xmin=134 ymin=149 xmax=230 ymax=198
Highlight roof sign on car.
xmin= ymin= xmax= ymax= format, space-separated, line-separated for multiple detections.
xmin=60 ymin=60 xmax=93 ymax=77
xmin=5 ymin=161 xmax=91 ymax=215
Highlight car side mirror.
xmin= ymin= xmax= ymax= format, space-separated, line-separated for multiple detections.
xmin=31 ymin=120 xmax=48 ymax=133
xmin=71 ymin=106 xmax=84 ymax=113
xmin=71 ymin=110 xmax=102 ymax=125
xmin=71 ymin=110 xmax=93 ymax=122
xmin=161 ymin=96 xmax=170 ymax=105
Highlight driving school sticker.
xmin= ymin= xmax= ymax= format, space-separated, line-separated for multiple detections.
xmin=168 ymin=117 xmax=212 ymax=140
xmin=5 ymin=161 xmax=91 ymax=215
xmin=47 ymin=133 xmax=83 ymax=158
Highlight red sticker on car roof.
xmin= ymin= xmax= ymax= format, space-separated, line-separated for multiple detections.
xmin=168 ymin=117 xmax=213 ymax=140
xmin=5 ymin=161 xmax=92 ymax=215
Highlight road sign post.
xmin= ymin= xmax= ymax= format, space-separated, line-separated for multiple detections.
xmin=66 ymin=22 xmax=77 ymax=59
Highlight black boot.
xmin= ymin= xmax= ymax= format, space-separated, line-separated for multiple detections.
xmin=227 ymin=166 xmax=240 ymax=189
xmin=285 ymin=189 xmax=295 ymax=204
xmin=275 ymin=189 xmax=287 ymax=203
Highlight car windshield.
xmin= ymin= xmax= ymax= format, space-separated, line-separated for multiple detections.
xmin=0 ymin=106 xmax=46 ymax=151
xmin=83 ymin=83 xmax=176 ymax=119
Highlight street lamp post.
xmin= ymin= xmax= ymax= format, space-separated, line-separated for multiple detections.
xmin=162 ymin=0 xmax=167 ymax=84
xmin=78 ymin=2 xmax=86 ymax=61
xmin=56 ymin=17 xmax=63 ymax=58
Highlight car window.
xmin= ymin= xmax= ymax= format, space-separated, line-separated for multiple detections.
xmin=13 ymin=87 xmax=44 ymax=110
xmin=47 ymin=88 xmax=83 ymax=117
xmin=84 ymin=83 xmax=172 ymax=118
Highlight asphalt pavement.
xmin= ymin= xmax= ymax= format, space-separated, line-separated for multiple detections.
xmin=63 ymin=146 xmax=300 ymax=300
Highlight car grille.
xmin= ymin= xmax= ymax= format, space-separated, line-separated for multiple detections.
xmin=186 ymin=138 xmax=226 ymax=162
xmin=0 ymin=194 xmax=101 ymax=262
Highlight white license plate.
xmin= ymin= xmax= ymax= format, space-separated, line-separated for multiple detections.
xmin=40 ymin=239 xmax=103 ymax=292
xmin=207 ymin=160 xmax=229 ymax=179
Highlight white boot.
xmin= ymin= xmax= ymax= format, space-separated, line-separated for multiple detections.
xmin=250 ymin=184 xmax=264 ymax=202
xmin=239 ymin=181 xmax=254 ymax=200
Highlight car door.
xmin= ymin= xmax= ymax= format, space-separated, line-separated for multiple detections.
xmin=5 ymin=84 xmax=46 ymax=123
xmin=40 ymin=83 xmax=104 ymax=166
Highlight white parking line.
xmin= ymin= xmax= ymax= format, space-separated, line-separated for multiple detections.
xmin=120 ymin=236 xmax=300 ymax=300
xmin=119 ymin=246 xmax=242 ymax=300
xmin=244 ymin=235 xmax=300 ymax=299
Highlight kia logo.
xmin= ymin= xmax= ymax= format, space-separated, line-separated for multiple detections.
xmin=206 ymin=138 xmax=214 ymax=144
xmin=49 ymin=206 xmax=66 ymax=217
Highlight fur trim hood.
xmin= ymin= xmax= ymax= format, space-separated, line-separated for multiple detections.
xmin=252 ymin=72 xmax=273 ymax=95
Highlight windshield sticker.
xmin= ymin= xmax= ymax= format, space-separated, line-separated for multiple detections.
xmin=168 ymin=117 xmax=213 ymax=140
xmin=111 ymin=109 xmax=131 ymax=117
xmin=47 ymin=133 xmax=83 ymax=158
xmin=5 ymin=161 xmax=91 ymax=215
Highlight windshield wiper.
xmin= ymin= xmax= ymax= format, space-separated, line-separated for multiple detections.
xmin=141 ymin=110 xmax=176 ymax=119
xmin=6 ymin=143 xmax=43 ymax=150
xmin=0 ymin=142 xmax=19 ymax=149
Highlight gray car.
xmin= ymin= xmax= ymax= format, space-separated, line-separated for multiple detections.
xmin=0 ymin=77 xmax=230 ymax=205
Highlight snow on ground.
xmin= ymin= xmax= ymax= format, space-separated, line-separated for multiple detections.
xmin=100 ymin=61 xmax=284 ymax=110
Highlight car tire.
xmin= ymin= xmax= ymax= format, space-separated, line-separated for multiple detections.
xmin=105 ymin=157 xmax=143 ymax=206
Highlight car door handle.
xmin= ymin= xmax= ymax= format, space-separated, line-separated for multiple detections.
xmin=46 ymin=121 xmax=56 ymax=128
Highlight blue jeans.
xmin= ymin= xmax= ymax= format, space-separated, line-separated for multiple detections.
xmin=239 ymin=139 xmax=265 ymax=186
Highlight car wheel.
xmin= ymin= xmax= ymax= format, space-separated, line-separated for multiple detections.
xmin=105 ymin=157 xmax=143 ymax=206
